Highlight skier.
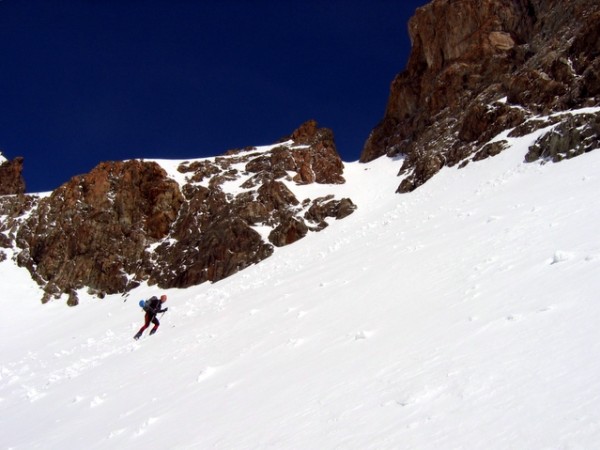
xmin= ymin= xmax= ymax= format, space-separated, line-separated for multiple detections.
xmin=134 ymin=294 xmax=168 ymax=340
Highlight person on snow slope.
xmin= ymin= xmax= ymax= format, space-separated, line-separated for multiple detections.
xmin=134 ymin=294 xmax=168 ymax=340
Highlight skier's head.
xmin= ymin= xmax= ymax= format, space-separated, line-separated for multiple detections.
xmin=160 ymin=294 xmax=167 ymax=303
xmin=139 ymin=300 xmax=145 ymax=308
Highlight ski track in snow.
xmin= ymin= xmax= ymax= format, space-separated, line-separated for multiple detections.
xmin=1 ymin=131 xmax=600 ymax=449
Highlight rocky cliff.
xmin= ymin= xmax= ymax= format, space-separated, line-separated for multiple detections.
xmin=0 ymin=121 xmax=355 ymax=304
xmin=362 ymin=0 xmax=600 ymax=192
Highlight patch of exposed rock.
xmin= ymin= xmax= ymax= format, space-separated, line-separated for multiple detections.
xmin=0 ymin=155 xmax=26 ymax=195
xmin=361 ymin=0 xmax=600 ymax=192
xmin=0 ymin=121 xmax=355 ymax=304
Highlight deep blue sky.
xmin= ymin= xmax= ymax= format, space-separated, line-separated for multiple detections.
xmin=0 ymin=0 xmax=427 ymax=193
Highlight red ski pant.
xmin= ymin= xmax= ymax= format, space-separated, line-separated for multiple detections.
xmin=137 ymin=312 xmax=160 ymax=334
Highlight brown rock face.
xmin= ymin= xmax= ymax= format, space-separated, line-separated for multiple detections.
xmin=362 ymin=0 xmax=600 ymax=192
xmin=0 ymin=121 xmax=355 ymax=304
xmin=287 ymin=120 xmax=345 ymax=184
xmin=15 ymin=160 xmax=184 ymax=302
xmin=0 ymin=156 xmax=26 ymax=195
xmin=237 ymin=119 xmax=346 ymax=186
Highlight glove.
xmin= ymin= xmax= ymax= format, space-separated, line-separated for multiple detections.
xmin=161 ymin=307 xmax=168 ymax=313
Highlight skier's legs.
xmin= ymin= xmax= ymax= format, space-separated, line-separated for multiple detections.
xmin=137 ymin=313 xmax=152 ymax=333
xmin=134 ymin=313 xmax=156 ymax=339
xmin=150 ymin=316 xmax=160 ymax=333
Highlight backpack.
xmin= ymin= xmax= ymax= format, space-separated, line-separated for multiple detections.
xmin=143 ymin=296 xmax=160 ymax=313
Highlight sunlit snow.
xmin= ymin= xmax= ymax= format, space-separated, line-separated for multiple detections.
xmin=1 ymin=128 xmax=600 ymax=449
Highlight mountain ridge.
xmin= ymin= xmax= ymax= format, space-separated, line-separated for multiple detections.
xmin=1 ymin=0 xmax=599 ymax=303
xmin=0 ymin=121 xmax=355 ymax=304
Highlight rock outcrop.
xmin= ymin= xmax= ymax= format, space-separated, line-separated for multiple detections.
xmin=13 ymin=160 xmax=184 ymax=304
xmin=361 ymin=0 xmax=600 ymax=192
xmin=0 ymin=121 xmax=355 ymax=304
xmin=0 ymin=154 xmax=26 ymax=195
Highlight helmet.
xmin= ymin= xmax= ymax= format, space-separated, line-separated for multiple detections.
xmin=139 ymin=300 xmax=145 ymax=308
xmin=160 ymin=294 xmax=167 ymax=302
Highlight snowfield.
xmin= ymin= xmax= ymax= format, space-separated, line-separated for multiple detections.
xmin=1 ymin=129 xmax=600 ymax=449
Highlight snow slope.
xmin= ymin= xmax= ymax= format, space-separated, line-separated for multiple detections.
xmin=2 ymin=125 xmax=600 ymax=449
